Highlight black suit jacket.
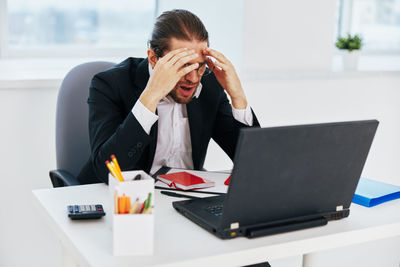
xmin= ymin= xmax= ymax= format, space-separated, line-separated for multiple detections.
xmin=77 ymin=57 xmax=259 ymax=184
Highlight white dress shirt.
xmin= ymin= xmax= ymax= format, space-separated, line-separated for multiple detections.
xmin=132 ymin=63 xmax=254 ymax=174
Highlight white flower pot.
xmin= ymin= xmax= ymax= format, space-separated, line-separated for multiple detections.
xmin=341 ymin=50 xmax=360 ymax=71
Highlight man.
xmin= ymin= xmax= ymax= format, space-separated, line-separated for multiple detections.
xmin=77 ymin=9 xmax=260 ymax=184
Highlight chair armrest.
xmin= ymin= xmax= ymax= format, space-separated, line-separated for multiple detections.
xmin=49 ymin=170 xmax=80 ymax=187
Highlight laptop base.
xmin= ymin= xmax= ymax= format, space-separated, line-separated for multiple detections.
xmin=246 ymin=216 xmax=328 ymax=238
xmin=173 ymin=197 xmax=351 ymax=239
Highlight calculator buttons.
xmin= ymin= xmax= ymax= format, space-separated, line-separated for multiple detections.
xmin=67 ymin=204 xmax=106 ymax=220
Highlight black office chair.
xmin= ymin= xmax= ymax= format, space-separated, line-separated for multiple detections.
xmin=49 ymin=61 xmax=116 ymax=187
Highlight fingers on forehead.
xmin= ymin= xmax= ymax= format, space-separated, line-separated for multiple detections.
xmin=164 ymin=48 xmax=189 ymax=59
xmin=210 ymin=49 xmax=224 ymax=59
xmin=202 ymin=49 xmax=221 ymax=61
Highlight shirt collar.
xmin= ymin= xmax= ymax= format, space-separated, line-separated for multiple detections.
xmin=148 ymin=63 xmax=202 ymax=101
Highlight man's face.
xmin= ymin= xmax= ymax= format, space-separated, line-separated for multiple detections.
xmin=164 ymin=38 xmax=208 ymax=104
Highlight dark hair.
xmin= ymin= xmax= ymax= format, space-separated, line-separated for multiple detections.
xmin=149 ymin=9 xmax=209 ymax=58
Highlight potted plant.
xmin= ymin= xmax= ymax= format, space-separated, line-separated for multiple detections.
xmin=335 ymin=34 xmax=363 ymax=71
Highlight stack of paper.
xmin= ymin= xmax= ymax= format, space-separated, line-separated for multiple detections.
xmin=352 ymin=178 xmax=400 ymax=207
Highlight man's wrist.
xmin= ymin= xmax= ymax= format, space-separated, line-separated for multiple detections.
xmin=232 ymin=104 xmax=253 ymax=126
xmin=231 ymin=94 xmax=248 ymax=110
xmin=139 ymin=89 xmax=161 ymax=113
xmin=132 ymin=100 xmax=159 ymax=134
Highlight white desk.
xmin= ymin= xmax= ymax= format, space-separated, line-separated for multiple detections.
xmin=32 ymin=184 xmax=400 ymax=267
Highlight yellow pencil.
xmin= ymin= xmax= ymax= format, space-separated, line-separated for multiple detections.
xmin=110 ymin=161 xmax=124 ymax=182
xmin=105 ymin=160 xmax=123 ymax=181
xmin=111 ymin=154 xmax=122 ymax=174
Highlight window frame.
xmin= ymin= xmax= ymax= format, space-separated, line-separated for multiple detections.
xmin=0 ymin=0 xmax=8 ymax=58
xmin=337 ymin=0 xmax=400 ymax=55
xmin=0 ymin=0 xmax=158 ymax=59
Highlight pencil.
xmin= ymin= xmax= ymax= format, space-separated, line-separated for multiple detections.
xmin=138 ymin=201 xmax=146 ymax=214
xmin=114 ymin=190 xmax=118 ymax=214
xmin=111 ymin=154 xmax=122 ymax=175
xmin=110 ymin=161 xmax=124 ymax=182
xmin=130 ymin=198 xmax=140 ymax=214
xmin=143 ymin=206 xmax=153 ymax=214
xmin=145 ymin=193 xmax=152 ymax=210
xmin=105 ymin=160 xmax=119 ymax=181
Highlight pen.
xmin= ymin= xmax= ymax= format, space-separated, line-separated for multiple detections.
xmin=152 ymin=166 xmax=171 ymax=183
xmin=160 ymin=190 xmax=200 ymax=199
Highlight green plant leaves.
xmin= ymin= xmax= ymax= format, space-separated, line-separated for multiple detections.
xmin=335 ymin=34 xmax=363 ymax=52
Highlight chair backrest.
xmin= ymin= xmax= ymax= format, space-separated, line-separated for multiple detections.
xmin=55 ymin=61 xmax=116 ymax=178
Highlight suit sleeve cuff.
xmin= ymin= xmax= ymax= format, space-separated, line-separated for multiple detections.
xmin=232 ymin=105 xmax=254 ymax=126
xmin=131 ymin=100 xmax=158 ymax=134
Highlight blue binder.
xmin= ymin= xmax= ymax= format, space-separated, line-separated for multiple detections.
xmin=352 ymin=178 xmax=400 ymax=207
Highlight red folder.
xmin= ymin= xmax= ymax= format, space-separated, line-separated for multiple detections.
xmin=224 ymin=175 xmax=231 ymax=185
xmin=157 ymin=172 xmax=215 ymax=190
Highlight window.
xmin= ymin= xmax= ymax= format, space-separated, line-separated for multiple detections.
xmin=1 ymin=0 xmax=157 ymax=58
xmin=338 ymin=0 xmax=400 ymax=52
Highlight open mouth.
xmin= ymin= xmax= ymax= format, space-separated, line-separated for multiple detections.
xmin=179 ymin=85 xmax=196 ymax=96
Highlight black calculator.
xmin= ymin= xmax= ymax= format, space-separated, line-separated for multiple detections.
xmin=67 ymin=204 xmax=106 ymax=220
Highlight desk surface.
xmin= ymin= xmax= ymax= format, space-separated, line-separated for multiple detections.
xmin=32 ymin=184 xmax=400 ymax=267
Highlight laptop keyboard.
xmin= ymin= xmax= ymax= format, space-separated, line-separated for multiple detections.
xmin=205 ymin=204 xmax=223 ymax=216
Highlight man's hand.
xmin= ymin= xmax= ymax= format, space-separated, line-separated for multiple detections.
xmin=203 ymin=48 xmax=248 ymax=110
xmin=140 ymin=48 xmax=199 ymax=113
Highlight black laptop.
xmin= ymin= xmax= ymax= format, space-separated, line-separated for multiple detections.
xmin=172 ymin=120 xmax=379 ymax=239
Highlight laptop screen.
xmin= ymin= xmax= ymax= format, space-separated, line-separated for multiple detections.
xmin=220 ymin=120 xmax=378 ymax=229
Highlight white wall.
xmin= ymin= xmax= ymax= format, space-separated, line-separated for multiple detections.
xmin=242 ymin=0 xmax=337 ymax=72
xmin=0 ymin=86 xmax=61 ymax=267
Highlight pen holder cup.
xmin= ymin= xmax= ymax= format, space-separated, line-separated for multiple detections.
xmin=108 ymin=170 xmax=155 ymax=256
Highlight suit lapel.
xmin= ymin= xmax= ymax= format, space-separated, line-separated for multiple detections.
xmin=187 ymin=99 xmax=202 ymax=169
xmin=133 ymin=58 xmax=150 ymax=99
xmin=132 ymin=58 xmax=159 ymax=172
xmin=146 ymin=116 xmax=158 ymax=172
